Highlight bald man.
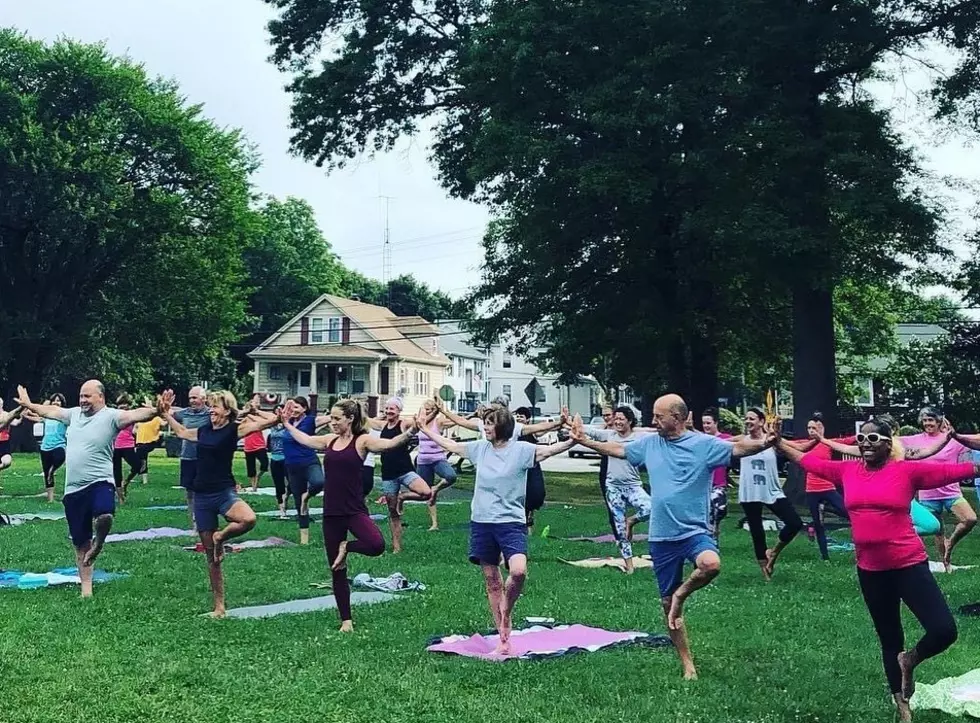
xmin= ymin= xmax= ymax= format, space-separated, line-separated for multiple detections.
xmin=15 ymin=381 xmax=160 ymax=598
xmin=173 ymin=386 xmax=211 ymax=531
xmin=572 ymin=393 xmax=775 ymax=679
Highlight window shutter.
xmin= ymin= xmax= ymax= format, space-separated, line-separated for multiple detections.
xmin=380 ymin=367 xmax=390 ymax=395
xmin=300 ymin=317 xmax=309 ymax=345
xmin=342 ymin=317 xmax=351 ymax=345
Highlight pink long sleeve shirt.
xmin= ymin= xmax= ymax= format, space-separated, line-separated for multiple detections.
xmin=799 ymin=455 xmax=975 ymax=571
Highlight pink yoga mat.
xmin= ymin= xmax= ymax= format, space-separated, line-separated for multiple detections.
xmin=427 ymin=624 xmax=651 ymax=661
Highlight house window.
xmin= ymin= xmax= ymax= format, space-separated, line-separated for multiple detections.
xmin=502 ymin=384 xmax=512 ymax=400
xmin=855 ymin=377 xmax=874 ymax=407
xmin=268 ymin=365 xmax=282 ymax=381
xmin=299 ymin=370 xmax=311 ymax=388
xmin=399 ymin=368 xmax=407 ymax=394
xmin=414 ymin=370 xmax=430 ymax=396
xmin=327 ymin=317 xmax=341 ymax=343
xmin=352 ymin=366 xmax=366 ymax=394
xmin=502 ymin=353 xmax=512 ymax=369
xmin=310 ymin=318 xmax=324 ymax=344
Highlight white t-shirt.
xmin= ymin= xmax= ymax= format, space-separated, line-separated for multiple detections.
xmin=364 ymin=428 xmax=381 ymax=467
xmin=737 ymin=446 xmax=784 ymax=504
xmin=464 ymin=439 xmax=537 ymax=524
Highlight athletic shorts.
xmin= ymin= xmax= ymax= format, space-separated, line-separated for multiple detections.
xmin=63 ymin=481 xmax=116 ymax=548
xmin=919 ymin=497 xmax=967 ymax=515
xmin=416 ymin=459 xmax=457 ymax=487
xmin=381 ymin=471 xmax=422 ymax=497
xmin=193 ymin=488 xmax=240 ymax=532
xmin=179 ymin=459 xmax=198 ymax=490
xmin=468 ymin=521 xmax=528 ymax=565
xmin=245 ymin=449 xmax=269 ymax=478
xmin=649 ymin=533 xmax=718 ymax=599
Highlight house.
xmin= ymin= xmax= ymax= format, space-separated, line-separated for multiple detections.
xmin=437 ymin=322 xmax=490 ymax=413
xmin=248 ymin=295 xmax=450 ymax=416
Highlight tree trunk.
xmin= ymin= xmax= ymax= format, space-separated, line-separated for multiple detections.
xmin=688 ymin=332 xmax=719 ymax=428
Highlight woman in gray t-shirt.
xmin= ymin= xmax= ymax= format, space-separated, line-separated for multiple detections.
xmin=418 ymin=405 xmax=574 ymax=657
xmin=585 ymin=407 xmax=652 ymax=574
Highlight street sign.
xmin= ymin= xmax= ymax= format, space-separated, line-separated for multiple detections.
xmin=524 ymin=377 xmax=546 ymax=405
xmin=438 ymin=385 xmax=456 ymax=402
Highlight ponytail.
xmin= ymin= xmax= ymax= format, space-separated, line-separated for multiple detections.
xmin=334 ymin=399 xmax=368 ymax=436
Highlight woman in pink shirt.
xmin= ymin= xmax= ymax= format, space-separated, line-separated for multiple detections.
xmin=113 ymin=394 xmax=141 ymax=502
xmin=778 ymin=417 xmax=978 ymax=722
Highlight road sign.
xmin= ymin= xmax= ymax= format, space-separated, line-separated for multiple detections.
xmin=438 ymin=385 xmax=456 ymax=402
xmin=524 ymin=377 xmax=546 ymax=405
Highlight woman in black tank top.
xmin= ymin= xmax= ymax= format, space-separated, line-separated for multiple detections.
xmin=284 ymin=399 xmax=418 ymax=632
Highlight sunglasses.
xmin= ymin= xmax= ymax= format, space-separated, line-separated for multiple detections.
xmin=856 ymin=433 xmax=891 ymax=444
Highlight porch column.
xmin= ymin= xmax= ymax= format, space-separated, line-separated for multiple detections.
xmin=252 ymin=360 xmax=261 ymax=394
xmin=308 ymin=361 xmax=319 ymax=412
xmin=367 ymin=361 xmax=380 ymax=417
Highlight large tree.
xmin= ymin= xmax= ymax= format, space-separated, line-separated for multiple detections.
xmin=0 ymin=31 xmax=256 ymax=400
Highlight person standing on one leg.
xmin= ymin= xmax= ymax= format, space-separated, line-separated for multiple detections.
xmin=172 ymin=386 xmax=211 ymax=532
xmin=23 ymin=394 xmax=68 ymax=503
xmin=266 ymin=410 xmax=290 ymax=517
xmin=15 ymin=382 xmax=160 ymax=598
xmin=701 ymin=408 xmax=732 ymax=543
xmin=778 ymin=419 xmax=978 ymax=722
xmin=282 ymin=397 xmax=330 ymax=545
xmin=416 ymin=398 xmax=459 ymax=531
xmin=160 ymin=389 xmax=277 ymax=617
xmin=134 ymin=404 xmax=163 ymax=486
xmin=243 ymin=428 xmax=269 ymax=492
xmin=283 ymin=400 xmax=405 ymax=632
xmin=571 ymin=394 xmax=772 ymax=679
xmin=112 ymin=395 xmax=142 ymax=503
xmin=419 ymin=405 xmax=575 ymax=655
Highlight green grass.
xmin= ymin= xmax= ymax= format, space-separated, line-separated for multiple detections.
xmin=0 ymin=451 xmax=978 ymax=722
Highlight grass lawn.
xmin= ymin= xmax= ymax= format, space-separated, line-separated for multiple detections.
xmin=1 ymin=451 xmax=978 ymax=722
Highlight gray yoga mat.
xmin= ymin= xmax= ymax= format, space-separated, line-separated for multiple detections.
xmin=224 ymin=592 xmax=400 ymax=619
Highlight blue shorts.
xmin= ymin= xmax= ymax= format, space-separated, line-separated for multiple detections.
xmin=650 ymin=533 xmax=718 ymax=599
xmin=416 ymin=459 xmax=457 ymax=487
xmin=468 ymin=521 xmax=528 ymax=566
xmin=179 ymin=459 xmax=198 ymax=490
xmin=193 ymin=489 xmax=240 ymax=532
xmin=63 ymin=481 xmax=116 ymax=548
xmin=919 ymin=497 xmax=966 ymax=515
xmin=381 ymin=471 xmax=423 ymax=497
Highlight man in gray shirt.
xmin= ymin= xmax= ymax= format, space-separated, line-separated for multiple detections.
xmin=173 ymin=385 xmax=210 ymax=531
xmin=16 ymin=380 xmax=160 ymax=598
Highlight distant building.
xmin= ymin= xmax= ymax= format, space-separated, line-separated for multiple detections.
xmin=437 ymin=322 xmax=490 ymax=414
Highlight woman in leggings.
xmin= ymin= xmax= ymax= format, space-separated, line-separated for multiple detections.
xmin=734 ymin=407 xmax=804 ymax=580
xmin=112 ymin=395 xmax=142 ymax=503
xmin=778 ymin=418 xmax=977 ymax=721
xmin=284 ymin=400 xmax=414 ymax=632
xmin=25 ymin=393 xmax=68 ymax=502
xmin=267 ymin=409 xmax=290 ymax=517
xmin=282 ymin=396 xmax=329 ymax=545
xmin=416 ymin=398 xmax=458 ymax=531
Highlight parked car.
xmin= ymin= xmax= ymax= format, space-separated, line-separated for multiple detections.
xmin=528 ymin=416 xmax=559 ymax=444
xmin=569 ymin=422 xmax=602 ymax=459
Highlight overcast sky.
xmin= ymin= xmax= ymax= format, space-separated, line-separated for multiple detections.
xmin=3 ymin=1 xmax=978 ymax=304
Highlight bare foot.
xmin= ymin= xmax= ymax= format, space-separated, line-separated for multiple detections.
xmin=624 ymin=559 xmax=635 ymax=575
xmin=682 ymin=665 xmax=698 ymax=681
xmin=212 ymin=532 xmax=226 ymax=564
xmin=667 ymin=592 xmax=686 ymax=630
xmin=82 ymin=541 xmax=103 ymax=568
xmin=898 ymin=651 xmax=917 ymax=701
xmin=427 ymin=525 xmax=439 ymax=532
xmin=80 ymin=584 xmax=93 ymax=599
xmin=759 ymin=558 xmax=772 ymax=582
xmin=492 ymin=639 xmax=512 ymax=657
xmin=207 ymin=608 xmax=226 ymax=619
xmin=331 ymin=540 xmax=349 ymax=571
xmin=339 ymin=620 xmax=354 ymax=633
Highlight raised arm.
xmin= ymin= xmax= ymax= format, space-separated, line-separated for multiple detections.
xmin=162 ymin=410 xmax=197 ymax=442
xmin=534 ymin=437 xmax=576 ymax=464
xmin=0 ymin=405 xmax=25 ymax=430
xmin=818 ymin=436 xmax=859 ymax=457
xmin=282 ymin=417 xmax=332 ymax=451
xmin=775 ymin=438 xmax=806 ymax=464
xmin=522 ymin=407 xmax=568 ymax=436
xmin=951 ymin=431 xmax=980 ymax=453
xmin=905 ymin=431 xmax=954 ymax=460
xmin=365 ymin=416 xmax=421 ymax=453
xmin=434 ymin=401 xmax=481 ymax=431
xmin=238 ymin=409 xmax=280 ymax=438
xmin=414 ymin=412 xmax=466 ymax=457
xmin=731 ymin=435 xmax=775 ymax=459
xmin=570 ymin=418 xmax=627 ymax=458
xmin=13 ymin=386 xmax=70 ymax=424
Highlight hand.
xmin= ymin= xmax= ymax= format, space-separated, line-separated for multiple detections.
xmin=431 ymin=394 xmax=444 ymax=412
xmin=15 ymin=385 xmax=31 ymax=407
xmin=282 ymin=399 xmax=296 ymax=420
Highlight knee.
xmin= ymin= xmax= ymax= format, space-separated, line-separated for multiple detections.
xmin=934 ymin=619 xmax=958 ymax=649
xmin=386 ymin=502 xmax=400 ymax=519
xmin=698 ymin=552 xmax=721 ymax=579
xmin=241 ymin=511 xmax=257 ymax=529
xmin=963 ymin=516 xmax=977 ymax=531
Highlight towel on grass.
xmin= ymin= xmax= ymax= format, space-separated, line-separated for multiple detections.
xmin=183 ymin=537 xmax=295 ymax=553
xmin=223 ymin=592 xmax=400 ymax=619
xmin=928 ymin=560 xmax=975 ymax=574
xmin=0 ymin=568 xmax=127 ymax=590
xmin=559 ymin=556 xmax=653 ymax=571
xmin=910 ymin=668 xmax=980 ymax=717
xmin=105 ymin=527 xmax=193 ymax=544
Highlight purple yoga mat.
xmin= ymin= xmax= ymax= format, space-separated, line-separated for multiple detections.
xmin=564 ymin=533 xmax=648 ymax=544
xmin=427 ymin=624 xmax=649 ymax=661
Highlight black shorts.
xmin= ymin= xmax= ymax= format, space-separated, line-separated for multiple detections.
xmin=0 ymin=440 xmax=10 ymax=458
xmin=245 ymin=449 xmax=269 ymax=477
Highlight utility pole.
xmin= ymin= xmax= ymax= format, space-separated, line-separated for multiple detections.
xmin=379 ymin=195 xmax=394 ymax=308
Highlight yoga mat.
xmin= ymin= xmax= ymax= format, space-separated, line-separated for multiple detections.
xmin=183 ymin=537 xmax=295 ymax=553
xmin=106 ymin=527 xmax=194 ymax=544
xmin=257 ymin=508 xmax=323 ymax=518
xmin=0 ymin=568 xmax=127 ymax=590
xmin=911 ymin=668 xmax=980 ymax=717
xmin=559 ymin=556 xmax=653 ymax=571
xmin=224 ymin=592 xmax=400 ymax=619
xmin=238 ymin=488 xmax=279 ymax=496
xmin=427 ymin=624 xmax=670 ymax=661
xmin=928 ymin=560 xmax=975 ymax=574
xmin=10 ymin=512 xmax=65 ymax=522
xmin=740 ymin=519 xmax=781 ymax=532
xmin=143 ymin=505 xmax=188 ymax=511
xmin=558 ymin=533 xmax=648 ymax=544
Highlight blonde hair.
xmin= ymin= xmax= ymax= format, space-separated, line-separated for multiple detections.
xmin=333 ymin=399 xmax=368 ymax=435
xmin=207 ymin=390 xmax=239 ymax=416
xmin=116 ymin=393 xmax=132 ymax=407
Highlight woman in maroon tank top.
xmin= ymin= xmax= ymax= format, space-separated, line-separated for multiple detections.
xmin=283 ymin=399 xmax=418 ymax=632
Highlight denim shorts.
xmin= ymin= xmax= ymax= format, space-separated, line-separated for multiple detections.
xmin=468 ymin=521 xmax=528 ymax=566
xmin=919 ymin=497 xmax=966 ymax=515
xmin=194 ymin=488 xmax=240 ymax=532
xmin=381 ymin=471 xmax=423 ymax=497
xmin=649 ymin=533 xmax=718 ymax=599
xmin=63 ymin=481 xmax=116 ymax=547
xmin=416 ymin=459 xmax=457 ymax=487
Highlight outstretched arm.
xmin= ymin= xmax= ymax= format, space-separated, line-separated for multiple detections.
xmin=951 ymin=431 xmax=980 ymax=453
xmin=13 ymin=387 xmax=70 ymax=424
xmin=282 ymin=418 xmax=332 ymax=451
xmin=534 ymin=438 xmax=576 ymax=464
xmin=522 ymin=407 xmax=569 ymax=436
xmin=366 ymin=418 xmax=420 ymax=453
xmin=117 ymin=405 xmax=160 ymax=429
xmin=0 ymin=406 xmax=25 ymax=430
xmin=731 ymin=436 xmax=775 ymax=459
xmin=435 ymin=402 xmax=481 ymax=431
xmin=163 ymin=410 xmax=198 ymax=442
xmin=238 ymin=409 xmax=280 ymax=438
xmin=905 ymin=431 xmax=953 ymax=460
xmin=818 ymin=436 xmax=859 ymax=457
xmin=775 ymin=438 xmax=805 ymax=464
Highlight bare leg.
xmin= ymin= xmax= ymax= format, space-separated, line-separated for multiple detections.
xmin=387 ymin=497 xmax=404 ymax=553
xmin=200 ymin=531 xmax=225 ymax=617
xmin=46 ymin=486 xmax=55 ymax=503
xmin=665 ymin=550 xmax=722 ymax=680
xmin=933 ymin=521 xmax=948 ymax=572
xmin=186 ymin=489 xmax=196 ymax=534
xmin=893 ymin=693 xmax=912 ymax=722
xmin=481 ymin=564 xmax=506 ymax=651
xmin=498 ymin=554 xmax=527 ymax=655
xmin=943 ymin=501 xmax=976 ymax=570
xmin=427 ymin=480 xmax=447 ymax=531
xmin=213 ymin=500 xmax=257 ymax=563
xmin=82 ymin=513 xmax=113 ymax=567
xmin=249 ymin=475 xmax=258 ymax=492
xmin=75 ymin=545 xmax=94 ymax=598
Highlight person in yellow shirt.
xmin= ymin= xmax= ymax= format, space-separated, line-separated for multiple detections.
xmin=135 ymin=407 xmax=164 ymax=485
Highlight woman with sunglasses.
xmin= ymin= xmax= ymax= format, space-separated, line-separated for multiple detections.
xmin=777 ymin=418 xmax=978 ymax=721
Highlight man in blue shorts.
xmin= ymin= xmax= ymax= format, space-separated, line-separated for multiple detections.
xmin=572 ymin=394 xmax=774 ymax=679
xmin=16 ymin=381 xmax=160 ymax=598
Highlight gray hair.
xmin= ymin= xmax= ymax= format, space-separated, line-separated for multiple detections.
xmin=918 ymin=406 xmax=943 ymax=423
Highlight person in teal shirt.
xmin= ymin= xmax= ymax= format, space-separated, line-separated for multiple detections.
xmin=24 ymin=393 xmax=68 ymax=502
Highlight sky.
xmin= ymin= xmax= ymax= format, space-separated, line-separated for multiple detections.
xmin=2 ymin=1 xmax=978 ymax=304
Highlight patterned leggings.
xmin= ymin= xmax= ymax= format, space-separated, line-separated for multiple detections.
xmin=606 ymin=484 xmax=651 ymax=560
